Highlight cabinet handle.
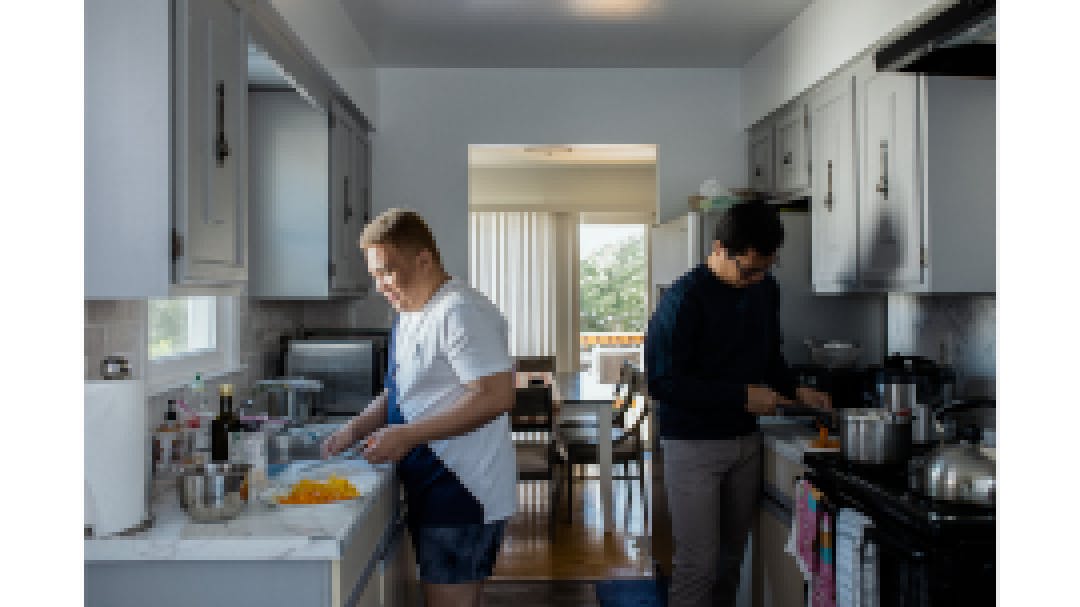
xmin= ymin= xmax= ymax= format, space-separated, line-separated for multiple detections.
xmin=755 ymin=166 xmax=762 ymax=178
xmin=875 ymin=140 xmax=889 ymax=199
xmin=215 ymin=81 xmax=230 ymax=166
xmin=825 ymin=160 xmax=834 ymax=211
xmin=783 ymin=152 xmax=792 ymax=166
xmin=344 ymin=176 xmax=352 ymax=223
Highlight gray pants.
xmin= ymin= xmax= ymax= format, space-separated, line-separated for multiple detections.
xmin=662 ymin=434 xmax=762 ymax=607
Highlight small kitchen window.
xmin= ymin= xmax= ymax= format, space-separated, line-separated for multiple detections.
xmin=148 ymin=296 xmax=237 ymax=392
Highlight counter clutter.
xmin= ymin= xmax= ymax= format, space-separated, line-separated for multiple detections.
xmin=85 ymin=459 xmax=393 ymax=561
xmin=85 ymin=459 xmax=406 ymax=607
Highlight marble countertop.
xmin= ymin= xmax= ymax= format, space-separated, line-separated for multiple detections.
xmin=85 ymin=459 xmax=395 ymax=562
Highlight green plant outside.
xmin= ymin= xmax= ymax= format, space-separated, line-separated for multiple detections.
xmin=580 ymin=234 xmax=647 ymax=333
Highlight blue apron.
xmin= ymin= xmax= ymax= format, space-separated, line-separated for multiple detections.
xmin=385 ymin=321 xmax=484 ymax=528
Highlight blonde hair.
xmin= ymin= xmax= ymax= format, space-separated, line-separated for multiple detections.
xmin=359 ymin=208 xmax=443 ymax=266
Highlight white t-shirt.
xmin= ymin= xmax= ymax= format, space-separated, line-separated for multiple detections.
xmin=393 ymin=278 xmax=517 ymax=523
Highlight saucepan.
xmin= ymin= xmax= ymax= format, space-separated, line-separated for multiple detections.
xmin=838 ymin=408 xmax=912 ymax=465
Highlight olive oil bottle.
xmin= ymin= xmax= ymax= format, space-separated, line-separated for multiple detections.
xmin=210 ymin=384 xmax=236 ymax=462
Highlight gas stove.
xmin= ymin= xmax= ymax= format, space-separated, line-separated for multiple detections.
xmin=802 ymin=451 xmax=995 ymax=606
xmin=804 ymin=452 xmax=995 ymax=533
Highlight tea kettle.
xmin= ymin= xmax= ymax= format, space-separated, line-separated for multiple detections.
xmin=910 ymin=426 xmax=995 ymax=506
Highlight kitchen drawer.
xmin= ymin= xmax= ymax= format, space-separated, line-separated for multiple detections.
xmin=764 ymin=441 xmax=808 ymax=502
xmin=753 ymin=504 xmax=807 ymax=607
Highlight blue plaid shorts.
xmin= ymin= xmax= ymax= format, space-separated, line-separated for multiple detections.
xmin=410 ymin=520 xmax=507 ymax=584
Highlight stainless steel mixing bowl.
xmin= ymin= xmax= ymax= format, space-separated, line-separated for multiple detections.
xmin=176 ymin=463 xmax=251 ymax=522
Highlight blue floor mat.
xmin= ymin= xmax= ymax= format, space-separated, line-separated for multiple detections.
xmin=594 ymin=577 xmax=668 ymax=607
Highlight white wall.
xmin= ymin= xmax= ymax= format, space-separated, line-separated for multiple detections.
xmin=740 ymin=0 xmax=949 ymax=128
xmin=270 ymin=0 xmax=378 ymax=123
xmin=374 ymin=68 xmax=744 ymax=279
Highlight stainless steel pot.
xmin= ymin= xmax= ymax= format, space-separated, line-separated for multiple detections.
xmin=176 ymin=463 xmax=251 ymax=522
xmin=839 ymin=408 xmax=912 ymax=464
xmin=924 ymin=442 xmax=995 ymax=506
xmin=911 ymin=402 xmax=937 ymax=444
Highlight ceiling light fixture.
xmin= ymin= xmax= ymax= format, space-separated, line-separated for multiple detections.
xmin=566 ymin=0 xmax=657 ymax=19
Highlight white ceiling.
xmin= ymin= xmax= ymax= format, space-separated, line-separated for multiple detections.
xmin=341 ymin=0 xmax=815 ymax=68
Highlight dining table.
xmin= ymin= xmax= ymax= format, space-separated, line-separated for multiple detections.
xmin=515 ymin=369 xmax=618 ymax=533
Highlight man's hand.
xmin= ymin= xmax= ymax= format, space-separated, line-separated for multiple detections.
xmin=796 ymin=386 xmax=832 ymax=411
xmin=746 ymin=384 xmax=794 ymax=416
xmin=322 ymin=424 xmax=362 ymax=459
xmin=361 ymin=424 xmax=418 ymax=465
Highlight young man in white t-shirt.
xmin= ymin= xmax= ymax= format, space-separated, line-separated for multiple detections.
xmin=323 ymin=208 xmax=517 ymax=607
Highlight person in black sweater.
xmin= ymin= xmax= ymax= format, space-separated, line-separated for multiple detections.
xmin=645 ymin=200 xmax=830 ymax=607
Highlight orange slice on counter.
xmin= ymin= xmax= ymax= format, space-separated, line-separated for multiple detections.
xmin=276 ymin=473 xmax=360 ymax=504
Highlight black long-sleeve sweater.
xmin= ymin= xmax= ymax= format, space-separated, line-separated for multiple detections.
xmin=645 ymin=263 xmax=797 ymax=440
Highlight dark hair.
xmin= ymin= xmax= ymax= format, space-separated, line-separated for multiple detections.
xmin=359 ymin=208 xmax=444 ymax=266
xmin=713 ymin=200 xmax=785 ymax=256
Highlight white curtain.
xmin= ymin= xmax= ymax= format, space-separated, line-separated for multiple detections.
xmin=469 ymin=211 xmax=559 ymax=358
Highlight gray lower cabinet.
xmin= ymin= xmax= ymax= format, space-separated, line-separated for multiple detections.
xmin=753 ymin=501 xmax=806 ymax=607
xmin=754 ymin=435 xmax=810 ymax=607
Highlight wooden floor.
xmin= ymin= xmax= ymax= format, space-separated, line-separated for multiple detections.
xmin=484 ymin=580 xmax=600 ymax=607
xmin=490 ymin=458 xmax=655 ymax=581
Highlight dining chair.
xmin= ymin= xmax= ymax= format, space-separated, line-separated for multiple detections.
xmin=511 ymin=385 xmax=564 ymax=538
xmin=556 ymin=380 xmax=650 ymax=526
xmin=514 ymin=355 xmax=557 ymax=374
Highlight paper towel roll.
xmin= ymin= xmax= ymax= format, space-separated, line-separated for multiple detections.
xmin=85 ymin=380 xmax=148 ymax=536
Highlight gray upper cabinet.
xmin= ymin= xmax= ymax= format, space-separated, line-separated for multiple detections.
xmin=809 ymin=69 xmax=858 ymax=293
xmin=856 ymin=64 xmax=923 ymax=291
xmin=774 ymin=102 xmax=810 ymax=195
xmin=248 ymin=92 xmax=371 ymax=299
xmin=329 ymin=106 xmax=373 ymax=295
xmin=174 ymin=0 xmax=249 ymax=285
xmin=782 ymin=53 xmax=995 ymax=295
xmin=85 ymin=0 xmax=247 ymax=298
xmin=748 ymin=122 xmax=775 ymax=194
xmin=853 ymin=58 xmax=995 ymax=293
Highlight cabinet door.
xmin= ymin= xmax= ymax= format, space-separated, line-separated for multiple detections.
xmin=328 ymin=107 xmax=353 ymax=293
xmin=858 ymin=70 xmax=924 ymax=290
xmin=349 ymin=131 xmax=372 ymax=290
xmin=174 ymin=0 xmax=248 ymax=284
xmin=749 ymin=124 xmax=774 ymax=194
xmin=775 ymin=104 xmax=809 ymax=193
xmin=810 ymin=75 xmax=858 ymax=293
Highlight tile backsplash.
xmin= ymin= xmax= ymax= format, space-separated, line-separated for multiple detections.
xmin=887 ymin=293 xmax=996 ymax=398
xmin=85 ymin=293 xmax=394 ymax=433
xmin=85 ymin=300 xmax=147 ymax=381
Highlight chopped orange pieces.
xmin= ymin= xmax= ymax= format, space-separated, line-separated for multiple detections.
xmin=810 ymin=426 xmax=841 ymax=449
xmin=276 ymin=474 xmax=360 ymax=504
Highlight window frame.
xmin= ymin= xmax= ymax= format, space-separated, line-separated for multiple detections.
xmin=147 ymin=296 xmax=238 ymax=394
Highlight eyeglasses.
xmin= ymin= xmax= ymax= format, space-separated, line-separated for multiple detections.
xmin=732 ymin=256 xmax=773 ymax=280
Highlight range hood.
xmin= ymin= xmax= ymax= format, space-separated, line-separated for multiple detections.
xmin=876 ymin=0 xmax=995 ymax=77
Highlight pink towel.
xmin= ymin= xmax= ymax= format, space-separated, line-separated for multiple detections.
xmin=813 ymin=512 xmax=836 ymax=607
xmin=795 ymin=480 xmax=819 ymax=574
